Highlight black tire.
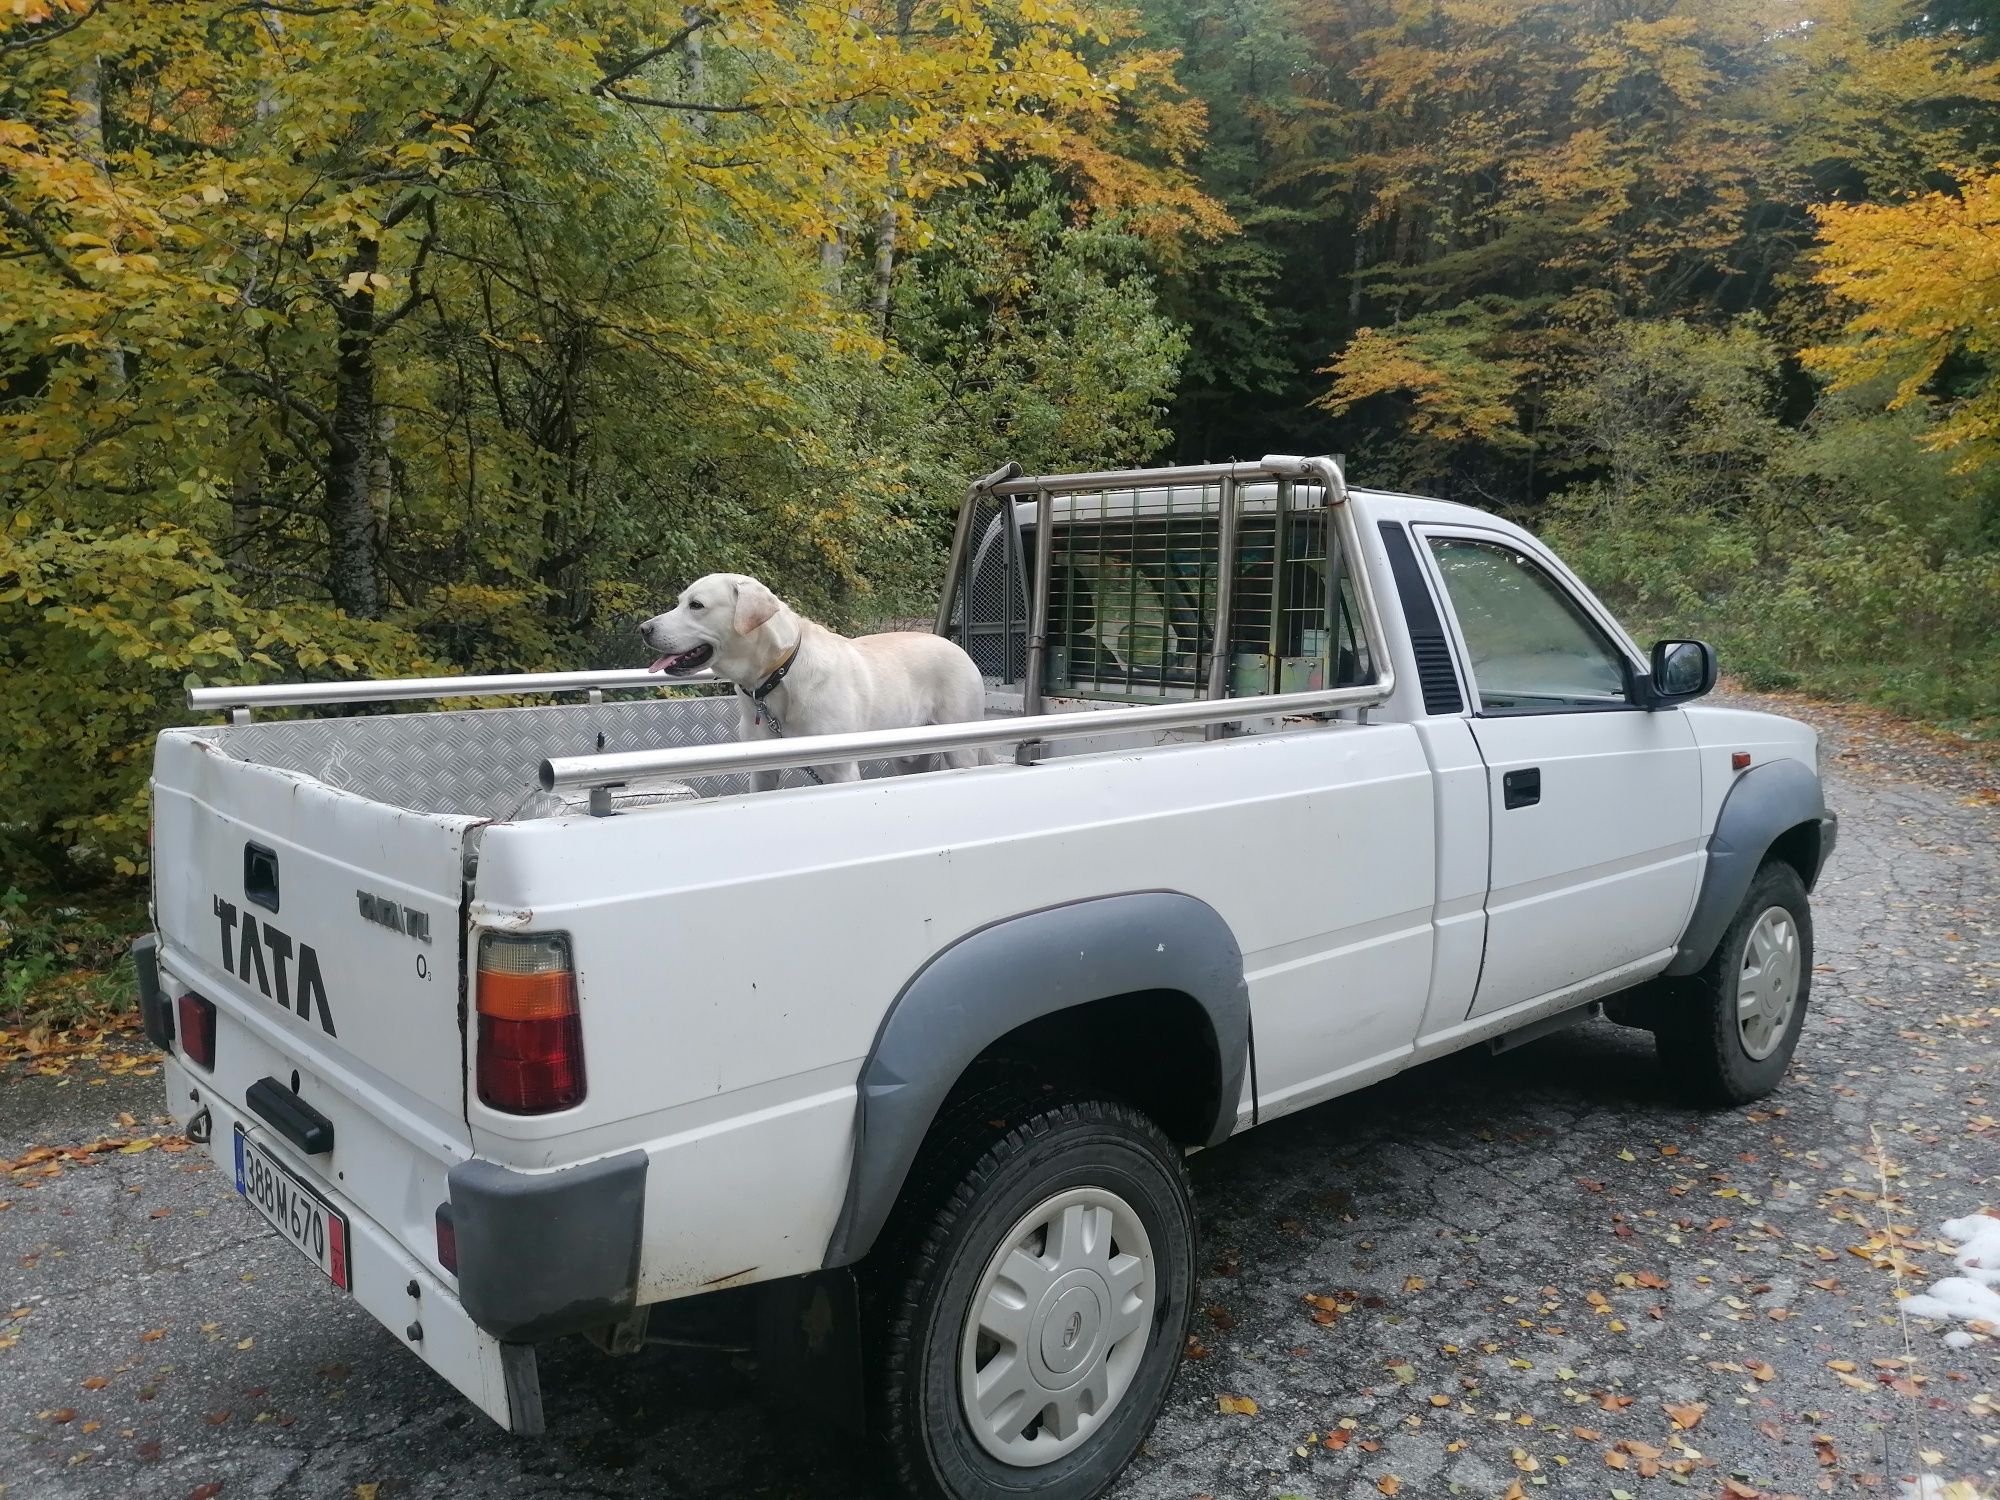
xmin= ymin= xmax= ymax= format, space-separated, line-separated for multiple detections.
xmin=869 ymin=1091 xmax=1196 ymax=1500
xmin=1655 ymin=860 xmax=1813 ymax=1106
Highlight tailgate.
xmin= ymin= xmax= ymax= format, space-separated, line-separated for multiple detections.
xmin=151 ymin=730 xmax=478 ymax=1146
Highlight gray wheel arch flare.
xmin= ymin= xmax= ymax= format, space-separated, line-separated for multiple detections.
xmin=821 ymin=891 xmax=1250 ymax=1269
xmin=1666 ymin=756 xmax=1835 ymax=977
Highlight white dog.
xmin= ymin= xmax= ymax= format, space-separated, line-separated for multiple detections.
xmin=639 ymin=573 xmax=989 ymax=787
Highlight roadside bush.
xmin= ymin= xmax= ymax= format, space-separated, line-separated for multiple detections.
xmin=1541 ymin=325 xmax=2000 ymax=736
xmin=0 ymin=521 xmax=439 ymax=886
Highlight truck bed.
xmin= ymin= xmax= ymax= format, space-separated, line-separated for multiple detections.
xmin=178 ymin=689 xmax=1308 ymax=823
xmin=183 ymin=694 xmax=788 ymax=820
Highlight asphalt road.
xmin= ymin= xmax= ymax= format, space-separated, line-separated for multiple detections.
xmin=3 ymin=693 xmax=1996 ymax=1500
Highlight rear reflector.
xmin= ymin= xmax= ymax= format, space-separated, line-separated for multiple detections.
xmin=476 ymin=933 xmax=584 ymax=1115
xmin=177 ymin=992 xmax=217 ymax=1070
xmin=434 ymin=1203 xmax=458 ymax=1274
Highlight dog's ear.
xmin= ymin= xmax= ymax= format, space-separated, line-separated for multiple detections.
xmin=734 ymin=578 xmax=781 ymax=636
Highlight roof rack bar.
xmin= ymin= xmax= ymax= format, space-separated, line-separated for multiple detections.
xmin=983 ymin=455 xmax=1321 ymax=499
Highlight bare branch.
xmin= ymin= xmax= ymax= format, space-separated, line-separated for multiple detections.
xmin=219 ymin=367 xmax=340 ymax=447
xmin=376 ymin=204 xmax=439 ymax=329
xmin=0 ymin=0 xmax=103 ymax=53
xmin=0 ymin=192 xmax=91 ymax=291
xmin=225 ymin=2 xmax=358 ymax=14
xmin=592 ymin=13 xmax=719 ymax=96
xmin=603 ymin=87 xmax=768 ymax=114
xmin=379 ymin=59 xmax=502 ymax=233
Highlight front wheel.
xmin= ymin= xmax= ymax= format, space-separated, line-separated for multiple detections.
xmin=872 ymin=1095 xmax=1195 ymax=1500
xmin=1655 ymin=860 xmax=1813 ymax=1105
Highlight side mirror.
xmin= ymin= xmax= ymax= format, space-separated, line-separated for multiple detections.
xmin=1644 ymin=639 xmax=1716 ymax=707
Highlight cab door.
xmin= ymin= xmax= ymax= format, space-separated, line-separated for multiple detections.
xmin=1418 ymin=529 xmax=1704 ymax=1019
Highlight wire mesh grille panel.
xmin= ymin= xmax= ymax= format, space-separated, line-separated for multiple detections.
xmin=1223 ymin=512 xmax=1375 ymax=696
xmin=952 ymin=493 xmax=1029 ymax=681
xmin=953 ymin=480 xmax=1374 ymax=703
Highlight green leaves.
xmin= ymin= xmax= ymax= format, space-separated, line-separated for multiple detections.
xmin=0 ymin=0 xmax=1226 ymax=882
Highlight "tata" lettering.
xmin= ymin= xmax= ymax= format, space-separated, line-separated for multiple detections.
xmin=212 ymin=896 xmax=336 ymax=1036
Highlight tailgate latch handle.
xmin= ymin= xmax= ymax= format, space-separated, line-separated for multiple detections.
xmin=244 ymin=843 xmax=280 ymax=914
xmin=246 ymin=1077 xmax=335 ymax=1156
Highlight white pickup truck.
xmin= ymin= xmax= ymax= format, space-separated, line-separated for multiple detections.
xmin=141 ymin=455 xmax=1834 ymax=1500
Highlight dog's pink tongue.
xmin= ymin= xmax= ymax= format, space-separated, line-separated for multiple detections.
xmin=647 ymin=654 xmax=676 ymax=673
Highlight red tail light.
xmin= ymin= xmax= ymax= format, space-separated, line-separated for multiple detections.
xmin=476 ymin=933 xmax=584 ymax=1114
xmin=177 ymin=992 xmax=217 ymax=1070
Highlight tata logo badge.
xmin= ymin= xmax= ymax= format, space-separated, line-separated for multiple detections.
xmin=357 ymin=890 xmax=432 ymax=944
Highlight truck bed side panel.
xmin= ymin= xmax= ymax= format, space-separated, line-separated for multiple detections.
xmin=465 ymin=722 xmax=1437 ymax=1301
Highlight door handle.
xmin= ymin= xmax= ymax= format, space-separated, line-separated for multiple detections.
xmin=244 ymin=842 xmax=280 ymax=913
xmin=1503 ymin=767 xmax=1541 ymax=809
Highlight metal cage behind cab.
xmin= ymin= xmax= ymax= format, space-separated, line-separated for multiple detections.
xmin=939 ymin=458 xmax=1380 ymax=715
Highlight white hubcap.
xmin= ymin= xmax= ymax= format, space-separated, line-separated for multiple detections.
xmin=959 ymin=1187 xmax=1155 ymax=1466
xmin=1737 ymin=906 xmax=1801 ymax=1061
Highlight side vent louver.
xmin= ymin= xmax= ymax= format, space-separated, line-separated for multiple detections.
xmin=1376 ymin=522 xmax=1465 ymax=716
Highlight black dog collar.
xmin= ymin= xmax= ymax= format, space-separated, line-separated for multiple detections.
xmin=747 ymin=641 xmax=802 ymax=704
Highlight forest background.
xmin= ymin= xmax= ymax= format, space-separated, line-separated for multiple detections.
xmin=3 ymin=0 xmax=1997 ymax=1010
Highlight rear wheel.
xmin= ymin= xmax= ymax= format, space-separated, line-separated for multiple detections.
xmin=1655 ymin=861 xmax=1813 ymax=1105
xmin=871 ymin=1094 xmax=1195 ymax=1500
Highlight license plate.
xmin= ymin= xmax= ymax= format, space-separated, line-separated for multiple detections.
xmin=233 ymin=1126 xmax=351 ymax=1291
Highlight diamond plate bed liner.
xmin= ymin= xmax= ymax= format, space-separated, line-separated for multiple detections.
xmin=185 ymin=694 xmax=837 ymax=821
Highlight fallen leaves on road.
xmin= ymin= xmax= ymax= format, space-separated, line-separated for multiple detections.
xmin=1374 ymin=1477 xmax=1400 ymax=1496
xmin=0 ymin=1015 xmax=148 ymax=1076
xmin=1663 ymin=1400 xmax=1706 ymax=1430
xmin=1217 ymin=1393 xmax=1257 ymax=1416
xmin=2 ymin=1133 xmax=190 ymax=1182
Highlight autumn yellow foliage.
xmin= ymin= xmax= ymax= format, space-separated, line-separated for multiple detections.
xmin=1808 ymin=166 xmax=2000 ymax=470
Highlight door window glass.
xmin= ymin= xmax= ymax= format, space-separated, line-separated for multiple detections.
xmin=1426 ymin=537 xmax=1629 ymax=711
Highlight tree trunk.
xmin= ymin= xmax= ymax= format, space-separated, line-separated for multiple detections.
xmin=370 ymin=409 xmax=395 ymax=551
xmin=683 ymin=6 xmax=707 ymax=135
xmin=325 ymin=241 xmax=382 ymax=618
xmin=869 ymin=151 xmax=901 ymax=335
xmin=820 ymin=169 xmax=848 ymax=281
xmin=227 ymin=455 xmax=259 ymax=580
xmin=69 ymin=57 xmax=128 ymax=386
xmin=1347 ymin=215 xmax=1366 ymax=324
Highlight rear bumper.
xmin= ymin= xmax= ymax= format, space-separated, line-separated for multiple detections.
xmin=449 ymin=1151 xmax=647 ymax=1343
xmin=164 ymin=1055 xmax=543 ymax=1433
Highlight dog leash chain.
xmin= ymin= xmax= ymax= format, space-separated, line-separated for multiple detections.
xmin=742 ymin=688 xmax=827 ymax=788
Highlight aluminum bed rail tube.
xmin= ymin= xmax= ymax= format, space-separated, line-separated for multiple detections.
xmin=981 ymin=455 xmax=1318 ymax=498
xmin=540 ymin=676 xmax=1394 ymax=795
xmin=187 ymin=667 xmax=719 ymax=714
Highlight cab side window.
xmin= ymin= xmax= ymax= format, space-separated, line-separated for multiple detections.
xmin=1426 ymin=536 xmax=1630 ymax=712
